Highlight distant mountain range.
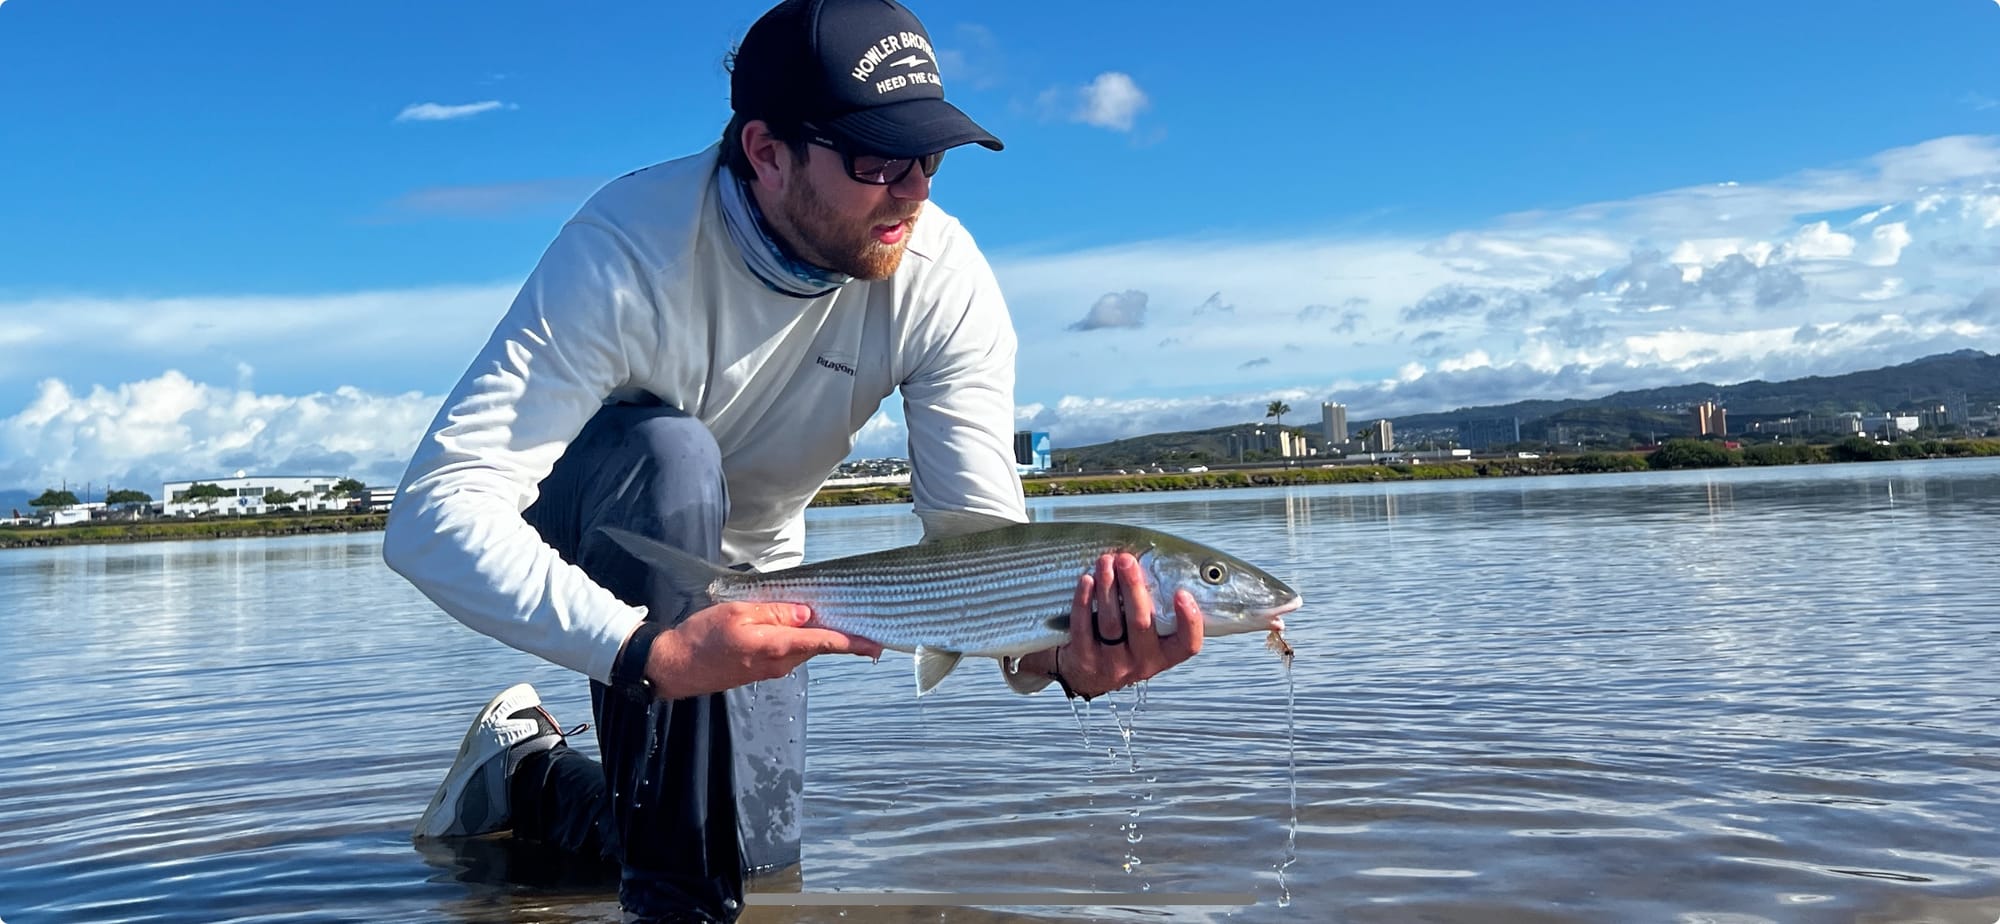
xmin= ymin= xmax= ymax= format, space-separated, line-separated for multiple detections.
xmin=0 ymin=489 xmax=33 ymax=515
xmin=1391 ymin=348 xmax=1997 ymax=433
xmin=1057 ymin=350 xmax=1998 ymax=468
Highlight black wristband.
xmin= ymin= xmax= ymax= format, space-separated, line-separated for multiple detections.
xmin=1049 ymin=649 xmax=1096 ymax=702
xmin=1052 ymin=671 xmax=1090 ymax=701
xmin=612 ymin=621 xmax=666 ymax=702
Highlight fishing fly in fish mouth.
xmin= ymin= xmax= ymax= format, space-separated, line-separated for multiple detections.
xmin=604 ymin=520 xmax=1302 ymax=697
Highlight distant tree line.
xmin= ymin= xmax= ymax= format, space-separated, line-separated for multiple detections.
xmin=1646 ymin=437 xmax=2000 ymax=470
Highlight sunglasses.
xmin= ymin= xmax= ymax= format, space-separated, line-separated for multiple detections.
xmin=803 ymin=126 xmax=944 ymax=186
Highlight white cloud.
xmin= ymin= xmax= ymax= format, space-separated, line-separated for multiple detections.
xmin=936 ymin=24 xmax=1004 ymax=91
xmin=849 ymin=409 xmax=906 ymax=459
xmin=394 ymin=100 xmax=515 ymax=123
xmin=1074 ymin=72 xmax=1148 ymax=132
xmin=385 ymin=178 xmax=602 ymax=218
xmin=1861 ymin=221 xmax=1913 ymax=266
xmin=1437 ymin=350 xmax=1495 ymax=373
xmin=1067 ymin=289 xmax=1149 ymax=330
xmin=1787 ymin=221 xmax=1857 ymax=260
xmin=1 ymin=372 xmax=439 ymax=494
xmin=1859 ymin=277 xmax=1905 ymax=301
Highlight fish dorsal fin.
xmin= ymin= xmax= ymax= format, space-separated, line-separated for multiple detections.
xmin=913 ymin=645 xmax=965 ymax=695
xmin=599 ymin=526 xmax=735 ymax=605
xmin=917 ymin=509 xmax=1021 ymax=544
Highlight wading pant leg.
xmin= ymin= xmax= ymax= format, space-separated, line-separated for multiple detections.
xmin=520 ymin=403 xmax=745 ymax=921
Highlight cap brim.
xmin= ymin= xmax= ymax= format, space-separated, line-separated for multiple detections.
xmin=823 ymin=98 xmax=1003 ymax=157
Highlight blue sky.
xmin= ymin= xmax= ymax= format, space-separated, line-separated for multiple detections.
xmin=3 ymin=0 xmax=1999 ymax=496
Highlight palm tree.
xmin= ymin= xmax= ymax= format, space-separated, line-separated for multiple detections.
xmin=1265 ymin=400 xmax=1291 ymax=429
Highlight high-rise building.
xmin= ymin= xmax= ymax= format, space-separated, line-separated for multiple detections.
xmin=1693 ymin=401 xmax=1727 ymax=436
xmin=1361 ymin=419 xmax=1395 ymax=453
xmin=1230 ymin=426 xmax=1300 ymax=460
xmin=1012 ymin=430 xmax=1051 ymax=470
xmin=1946 ymin=390 xmax=1971 ymax=432
xmin=1321 ymin=402 xmax=1349 ymax=445
xmin=1456 ymin=417 xmax=1521 ymax=451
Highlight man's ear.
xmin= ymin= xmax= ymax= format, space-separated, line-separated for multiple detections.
xmin=740 ymin=119 xmax=793 ymax=192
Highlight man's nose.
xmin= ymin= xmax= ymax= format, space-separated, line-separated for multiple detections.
xmin=888 ymin=165 xmax=931 ymax=202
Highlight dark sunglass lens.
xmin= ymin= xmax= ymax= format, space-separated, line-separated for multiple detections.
xmin=848 ymin=154 xmax=895 ymax=184
xmin=840 ymin=150 xmax=942 ymax=185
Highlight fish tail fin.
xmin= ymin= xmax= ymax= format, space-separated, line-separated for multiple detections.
xmin=599 ymin=526 xmax=735 ymax=606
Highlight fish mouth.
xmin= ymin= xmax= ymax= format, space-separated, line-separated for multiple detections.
xmin=1256 ymin=594 xmax=1302 ymax=630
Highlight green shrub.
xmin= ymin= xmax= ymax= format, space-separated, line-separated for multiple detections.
xmin=1647 ymin=439 xmax=1738 ymax=470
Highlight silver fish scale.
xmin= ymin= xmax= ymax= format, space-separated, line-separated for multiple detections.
xmin=710 ymin=529 xmax=1130 ymax=656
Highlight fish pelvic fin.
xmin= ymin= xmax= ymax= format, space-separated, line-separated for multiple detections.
xmin=913 ymin=645 xmax=965 ymax=696
xmin=917 ymin=509 xmax=1020 ymax=544
xmin=599 ymin=526 xmax=735 ymax=606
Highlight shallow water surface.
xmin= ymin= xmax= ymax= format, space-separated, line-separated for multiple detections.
xmin=3 ymin=459 xmax=1998 ymax=922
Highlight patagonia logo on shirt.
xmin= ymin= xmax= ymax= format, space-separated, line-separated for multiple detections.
xmin=814 ymin=354 xmax=857 ymax=377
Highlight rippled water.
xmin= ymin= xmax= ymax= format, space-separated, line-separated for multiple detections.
xmin=4 ymin=459 xmax=1998 ymax=923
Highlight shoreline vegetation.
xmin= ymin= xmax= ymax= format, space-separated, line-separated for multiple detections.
xmin=7 ymin=437 xmax=1998 ymax=550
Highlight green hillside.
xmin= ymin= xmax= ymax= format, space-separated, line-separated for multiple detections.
xmin=1395 ymin=350 xmax=1997 ymax=432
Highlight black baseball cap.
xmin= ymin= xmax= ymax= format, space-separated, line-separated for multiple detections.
xmin=731 ymin=0 xmax=1003 ymax=158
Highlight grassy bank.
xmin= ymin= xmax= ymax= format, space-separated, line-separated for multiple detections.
xmin=813 ymin=453 xmax=1654 ymax=506
xmin=812 ymin=438 xmax=2000 ymax=506
xmin=1 ymin=513 xmax=388 ymax=549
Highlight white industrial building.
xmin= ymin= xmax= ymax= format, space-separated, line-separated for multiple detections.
xmin=162 ymin=474 xmax=355 ymax=517
xmin=1861 ymin=414 xmax=1921 ymax=438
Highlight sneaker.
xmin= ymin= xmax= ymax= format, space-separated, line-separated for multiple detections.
xmin=413 ymin=682 xmax=569 ymax=839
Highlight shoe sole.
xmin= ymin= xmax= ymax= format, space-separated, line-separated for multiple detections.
xmin=413 ymin=682 xmax=540 ymax=839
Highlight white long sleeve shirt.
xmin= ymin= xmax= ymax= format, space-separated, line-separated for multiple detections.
xmin=382 ymin=146 xmax=1029 ymax=682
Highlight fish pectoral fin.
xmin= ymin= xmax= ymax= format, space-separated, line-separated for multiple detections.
xmin=1044 ymin=613 xmax=1070 ymax=633
xmin=913 ymin=645 xmax=965 ymax=696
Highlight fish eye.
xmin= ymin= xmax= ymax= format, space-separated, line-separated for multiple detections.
xmin=1200 ymin=562 xmax=1228 ymax=585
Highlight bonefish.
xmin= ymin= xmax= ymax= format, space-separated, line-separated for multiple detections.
xmin=603 ymin=520 xmax=1301 ymax=694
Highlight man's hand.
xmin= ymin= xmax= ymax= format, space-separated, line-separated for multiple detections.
xmin=642 ymin=602 xmax=883 ymax=700
xmin=1017 ymin=552 xmax=1205 ymax=699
